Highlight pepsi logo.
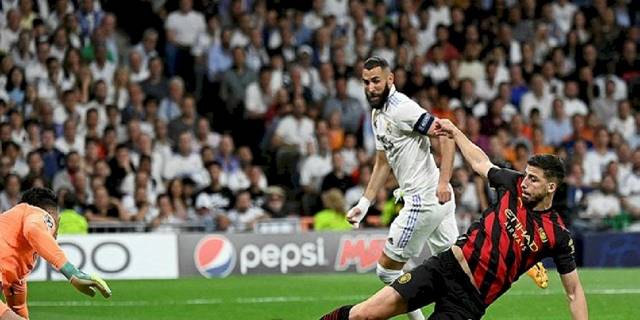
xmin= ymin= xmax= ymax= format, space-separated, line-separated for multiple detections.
xmin=194 ymin=235 xmax=236 ymax=278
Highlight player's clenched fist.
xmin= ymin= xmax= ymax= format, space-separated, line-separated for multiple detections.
xmin=433 ymin=119 xmax=457 ymax=137
xmin=346 ymin=197 xmax=371 ymax=228
xmin=436 ymin=181 xmax=452 ymax=204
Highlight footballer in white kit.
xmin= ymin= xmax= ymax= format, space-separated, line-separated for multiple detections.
xmin=347 ymin=56 xmax=457 ymax=320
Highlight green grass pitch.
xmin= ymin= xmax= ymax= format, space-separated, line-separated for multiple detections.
xmin=16 ymin=268 xmax=639 ymax=319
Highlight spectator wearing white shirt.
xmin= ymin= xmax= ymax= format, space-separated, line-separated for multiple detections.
xmin=562 ymin=81 xmax=588 ymax=117
xmin=132 ymin=28 xmax=159 ymax=70
xmin=619 ymin=149 xmax=640 ymax=198
xmin=49 ymin=27 xmax=70 ymax=62
xmin=427 ymin=0 xmax=451 ymax=31
xmin=89 ymin=43 xmax=116 ymax=85
xmin=303 ymin=0 xmax=324 ymax=31
xmin=10 ymin=30 xmax=33 ymax=68
xmin=458 ymin=43 xmax=484 ymax=85
xmin=164 ymin=0 xmax=205 ymax=88
xmin=127 ymin=50 xmax=148 ymax=83
xmin=520 ymin=74 xmax=553 ymax=121
xmin=273 ymin=97 xmax=315 ymax=156
xmin=581 ymin=174 xmax=621 ymax=221
xmin=150 ymin=193 xmax=187 ymax=232
xmin=583 ymin=127 xmax=618 ymax=187
xmin=25 ymin=40 xmax=49 ymax=84
xmin=0 ymin=9 xmax=20 ymax=53
xmin=55 ymin=118 xmax=85 ymax=155
xmin=120 ymin=170 xmax=157 ymax=207
xmin=595 ymin=74 xmax=628 ymax=103
xmin=475 ymin=60 xmax=501 ymax=102
xmin=225 ymin=190 xmax=267 ymax=232
xmin=229 ymin=13 xmax=251 ymax=49
xmin=53 ymin=89 xmax=86 ymax=127
xmin=422 ymin=45 xmax=449 ymax=84
xmin=2 ymin=141 xmax=28 ymax=178
xmin=591 ymin=78 xmax=619 ymax=126
xmin=551 ymin=0 xmax=577 ymax=37
xmin=608 ymin=100 xmax=636 ymax=143
xmin=244 ymin=66 xmax=274 ymax=120
xmin=165 ymin=0 xmax=205 ymax=46
xmin=193 ymin=117 xmax=220 ymax=152
xmin=299 ymin=135 xmax=333 ymax=215
xmin=243 ymin=65 xmax=274 ymax=150
xmin=162 ymin=131 xmax=204 ymax=185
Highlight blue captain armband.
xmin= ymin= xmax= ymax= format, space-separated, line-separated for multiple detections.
xmin=413 ymin=112 xmax=435 ymax=135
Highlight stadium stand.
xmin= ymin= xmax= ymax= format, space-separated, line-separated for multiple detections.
xmin=0 ymin=0 xmax=639 ymax=237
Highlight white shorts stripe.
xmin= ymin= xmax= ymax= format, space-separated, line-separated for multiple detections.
xmin=398 ymin=195 xmax=421 ymax=248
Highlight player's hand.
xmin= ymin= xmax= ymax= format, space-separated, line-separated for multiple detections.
xmin=433 ymin=119 xmax=456 ymax=138
xmin=346 ymin=197 xmax=371 ymax=228
xmin=436 ymin=182 xmax=452 ymax=204
xmin=70 ymin=272 xmax=112 ymax=298
xmin=61 ymin=262 xmax=112 ymax=298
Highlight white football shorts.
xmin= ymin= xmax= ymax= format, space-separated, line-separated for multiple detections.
xmin=383 ymin=190 xmax=458 ymax=262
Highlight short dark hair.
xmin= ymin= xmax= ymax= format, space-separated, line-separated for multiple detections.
xmin=19 ymin=187 xmax=58 ymax=210
xmin=527 ymin=154 xmax=565 ymax=184
xmin=364 ymin=56 xmax=390 ymax=71
xmin=205 ymin=160 xmax=222 ymax=170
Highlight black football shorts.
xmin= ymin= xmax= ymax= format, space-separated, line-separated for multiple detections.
xmin=390 ymin=249 xmax=486 ymax=320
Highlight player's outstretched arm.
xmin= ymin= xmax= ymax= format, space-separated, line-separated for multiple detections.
xmin=560 ymin=270 xmax=588 ymax=320
xmin=347 ymin=151 xmax=391 ymax=227
xmin=433 ymin=119 xmax=495 ymax=179
xmin=22 ymin=214 xmax=111 ymax=299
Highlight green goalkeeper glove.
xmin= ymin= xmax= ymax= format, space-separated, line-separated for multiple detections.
xmin=60 ymin=262 xmax=112 ymax=298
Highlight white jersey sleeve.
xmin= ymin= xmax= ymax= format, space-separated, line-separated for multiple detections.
xmin=394 ymin=98 xmax=436 ymax=135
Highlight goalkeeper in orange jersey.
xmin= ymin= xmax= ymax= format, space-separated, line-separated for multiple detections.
xmin=0 ymin=188 xmax=111 ymax=320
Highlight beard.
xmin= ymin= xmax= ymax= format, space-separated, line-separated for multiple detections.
xmin=521 ymin=190 xmax=546 ymax=208
xmin=366 ymin=83 xmax=391 ymax=109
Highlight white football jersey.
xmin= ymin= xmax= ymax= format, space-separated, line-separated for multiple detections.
xmin=371 ymin=86 xmax=440 ymax=195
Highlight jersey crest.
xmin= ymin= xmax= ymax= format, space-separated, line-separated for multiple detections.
xmin=43 ymin=213 xmax=54 ymax=230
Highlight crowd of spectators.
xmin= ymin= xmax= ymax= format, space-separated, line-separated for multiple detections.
xmin=0 ymin=0 xmax=639 ymax=234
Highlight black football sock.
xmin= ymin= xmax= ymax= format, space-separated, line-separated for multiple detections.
xmin=319 ymin=305 xmax=353 ymax=320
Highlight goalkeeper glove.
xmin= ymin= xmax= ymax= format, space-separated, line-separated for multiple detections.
xmin=60 ymin=262 xmax=112 ymax=298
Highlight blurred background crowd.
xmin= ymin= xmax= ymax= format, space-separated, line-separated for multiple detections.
xmin=0 ymin=0 xmax=638 ymax=235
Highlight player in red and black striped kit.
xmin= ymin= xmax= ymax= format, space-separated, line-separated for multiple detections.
xmin=320 ymin=119 xmax=588 ymax=320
